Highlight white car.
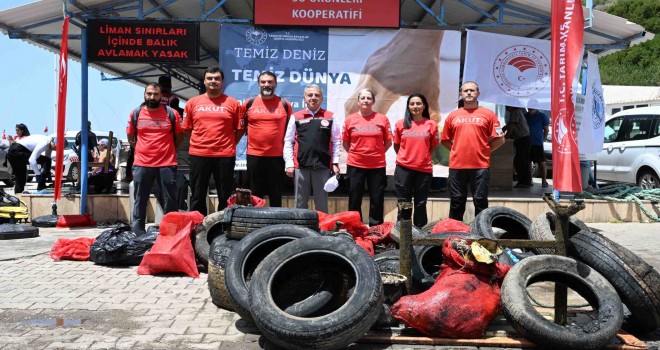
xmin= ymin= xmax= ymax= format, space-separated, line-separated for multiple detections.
xmin=47 ymin=131 xmax=120 ymax=183
xmin=596 ymin=106 xmax=660 ymax=189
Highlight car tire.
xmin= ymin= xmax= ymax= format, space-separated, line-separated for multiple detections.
xmin=637 ymin=169 xmax=660 ymax=190
xmin=208 ymin=234 xmax=238 ymax=311
xmin=389 ymin=221 xmax=428 ymax=244
xmin=248 ymin=236 xmax=383 ymax=350
xmin=501 ymin=255 xmax=623 ymax=350
xmin=373 ymin=249 xmax=401 ymax=274
xmin=227 ymin=207 xmax=319 ymax=240
xmin=66 ymin=164 xmax=79 ymax=183
xmin=192 ymin=224 xmax=210 ymax=268
xmin=413 ymin=233 xmax=483 ymax=291
xmin=224 ymin=224 xmax=320 ymax=321
xmin=529 ymin=211 xmax=591 ymax=254
xmin=469 ymin=206 xmax=533 ymax=266
xmin=569 ymin=230 xmax=660 ymax=334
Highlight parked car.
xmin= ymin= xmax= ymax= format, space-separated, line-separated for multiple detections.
xmin=25 ymin=131 xmax=120 ymax=184
xmin=596 ymin=106 xmax=660 ymax=189
xmin=0 ymin=140 xmax=13 ymax=186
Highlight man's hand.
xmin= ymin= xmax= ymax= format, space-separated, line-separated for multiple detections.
xmin=286 ymin=167 xmax=295 ymax=178
xmin=344 ymin=29 xmax=444 ymax=122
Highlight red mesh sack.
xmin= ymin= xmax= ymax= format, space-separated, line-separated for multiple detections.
xmin=50 ymin=237 xmax=96 ymax=261
xmin=56 ymin=213 xmax=96 ymax=228
xmin=354 ymin=237 xmax=374 ymax=256
xmin=365 ymin=221 xmax=394 ymax=244
xmin=318 ymin=211 xmax=362 ymax=231
xmin=137 ymin=211 xmax=204 ymax=278
xmin=316 ymin=210 xmax=329 ymax=222
xmin=391 ymin=236 xmax=510 ymax=338
xmin=429 ymin=218 xmax=470 ymax=234
xmin=226 ymin=194 xmax=266 ymax=207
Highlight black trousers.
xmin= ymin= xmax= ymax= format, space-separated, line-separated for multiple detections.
xmin=126 ymin=146 xmax=134 ymax=180
xmin=247 ymin=155 xmax=284 ymax=207
xmin=448 ymin=168 xmax=490 ymax=222
xmin=394 ymin=165 xmax=433 ymax=228
xmin=7 ymin=143 xmax=31 ymax=193
xmin=189 ymin=155 xmax=235 ymax=215
xmin=347 ymin=165 xmax=386 ymax=226
xmin=514 ymin=136 xmax=532 ymax=185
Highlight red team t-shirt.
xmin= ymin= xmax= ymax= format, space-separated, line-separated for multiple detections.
xmin=441 ymin=106 xmax=503 ymax=169
xmin=243 ymin=96 xmax=292 ymax=157
xmin=393 ymin=118 xmax=439 ymax=173
xmin=342 ymin=112 xmax=392 ymax=169
xmin=183 ymin=94 xmax=242 ymax=157
xmin=126 ymin=106 xmax=183 ymax=167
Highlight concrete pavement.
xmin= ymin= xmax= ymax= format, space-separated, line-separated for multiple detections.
xmin=0 ymin=222 xmax=658 ymax=349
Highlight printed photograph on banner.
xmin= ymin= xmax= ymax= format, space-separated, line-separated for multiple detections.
xmin=219 ymin=24 xmax=460 ymax=175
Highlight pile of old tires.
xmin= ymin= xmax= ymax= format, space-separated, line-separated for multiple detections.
xmin=464 ymin=206 xmax=660 ymax=348
xmin=195 ymin=205 xmax=660 ymax=348
xmin=196 ymin=206 xmax=384 ymax=350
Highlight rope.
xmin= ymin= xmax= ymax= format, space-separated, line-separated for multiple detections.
xmin=579 ymin=184 xmax=660 ymax=222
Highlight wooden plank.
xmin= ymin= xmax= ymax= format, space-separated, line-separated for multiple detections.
xmin=360 ymin=330 xmax=647 ymax=349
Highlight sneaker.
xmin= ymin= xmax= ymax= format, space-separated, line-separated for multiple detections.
xmin=542 ymin=181 xmax=549 ymax=188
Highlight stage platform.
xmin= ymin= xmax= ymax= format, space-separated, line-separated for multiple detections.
xmin=16 ymin=178 xmax=659 ymax=224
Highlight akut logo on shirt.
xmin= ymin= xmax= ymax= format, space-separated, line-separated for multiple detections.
xmin=138 ymin=119 xmax=170 ymax=129
xmin=401 ymin=130 xmax=428 ymax=139
xmin=352 ymin=125 xmax=381 ymax=134
xmin=453 ymin=117 xmax=486 ymax=125
xmin=195 ymin=105 xmax=230 ymax=113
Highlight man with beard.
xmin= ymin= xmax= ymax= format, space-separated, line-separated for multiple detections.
xmin=183 ymin=67 xmax=242 ymax=215
xmin=126 ymin=82 xmax=183 ymax=234
xmin=241 ymin=71 xmax=292 ymax=207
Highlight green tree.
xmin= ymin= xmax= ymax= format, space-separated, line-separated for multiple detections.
xmin=596 ymin=0 xmax=660 ymax=85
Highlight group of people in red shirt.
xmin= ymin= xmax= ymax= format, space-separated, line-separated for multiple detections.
xmin=126 ymin=68 xmax=503 ymax=233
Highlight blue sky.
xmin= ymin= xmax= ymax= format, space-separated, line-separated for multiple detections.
xmin=0 ymin=1 xmax=149 ymax=140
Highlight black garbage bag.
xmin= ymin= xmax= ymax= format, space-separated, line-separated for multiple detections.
xmin=90 ymin=223 xmax=158 ymax=265
xmin=125 ymin=227 xmax=159 ymax=261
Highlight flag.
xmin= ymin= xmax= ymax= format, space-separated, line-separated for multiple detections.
xmin=44 ymin=125 xmax=49 ymax=133
xmin=578 ymin=52 xmax=605 ymax=155
xmin=551 ymin=0 xmax=584 ymax=193
xmin=54 ymin=16 xmax=69 ymax=201
xmin=463 ymin=30 xmax=551 ymax=110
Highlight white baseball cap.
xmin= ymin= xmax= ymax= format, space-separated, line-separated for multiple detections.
xmin=323 ymin=176 xmax=339 ymax=192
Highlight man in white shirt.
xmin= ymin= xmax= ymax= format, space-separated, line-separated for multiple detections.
xmin=283 ymin=85 xmax=341 ymax=213
xmin=7 ymin=134 xmax=55 ymax=193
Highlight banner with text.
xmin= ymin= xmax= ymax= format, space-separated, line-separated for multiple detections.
xmin=578 ymin=52 xmax=606 ymax=156
xmin=254 ymin=0 xmax=400 ymax=28
xmin=463 ymin=30 xmax=551 ymax=110
xmin=87 ymin=20 xmax=199 ymax=64
xmin=220 ymin=24 xmax=461 ymax=175
xmin=551 ymin=0 xmax=584 ymax=192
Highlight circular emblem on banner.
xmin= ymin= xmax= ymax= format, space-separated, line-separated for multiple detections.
xmin=320 ymin=119 xmax=330 ymax=127
xmin=246 ymin=27 xmax=267 ymax=45
xmin=592 ymin=87 xmax=605 ymax=129
xmin=553 ymin=108 xmax=578 ymax=154
xmin=493 ymin=45 xmax=550 ymax=97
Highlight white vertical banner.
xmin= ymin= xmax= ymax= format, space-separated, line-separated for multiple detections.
xmin=578 ymin=52 xmax=605 ymax=156
xmin=463 ymin=30 xmax=551 ymax=110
